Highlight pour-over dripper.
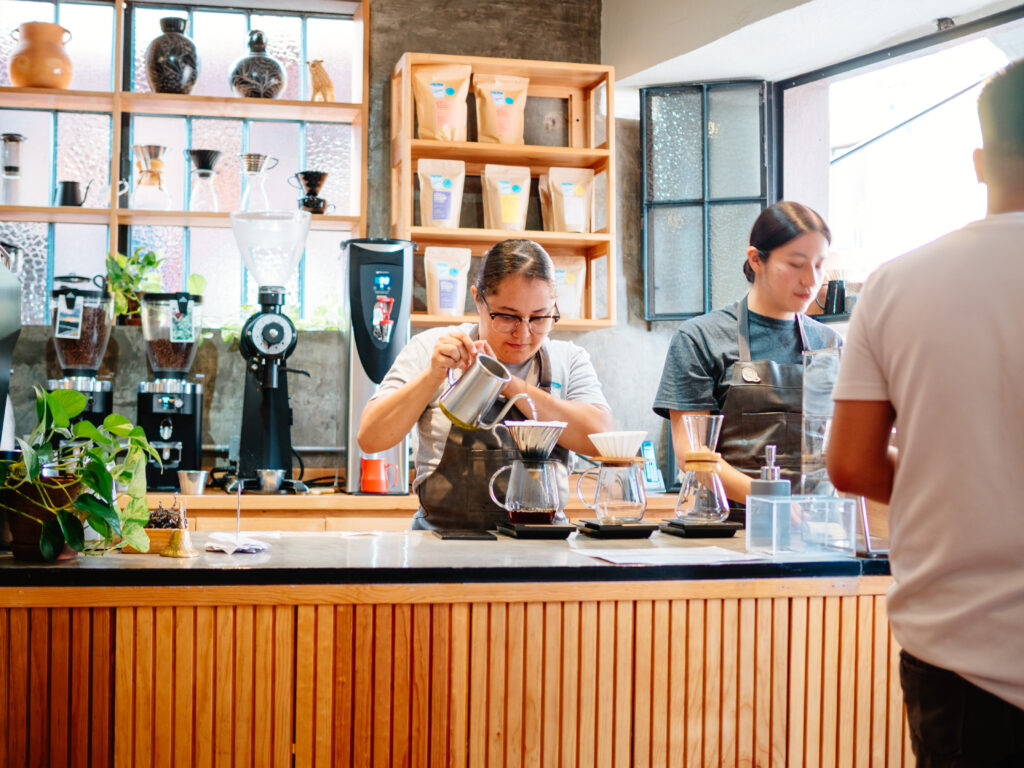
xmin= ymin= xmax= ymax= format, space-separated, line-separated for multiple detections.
xmin=675 ymin=413 xmax=730 ymax=523
xmin=186 ymin=148 xmax=221 ymax=172
xmin=504 ymin=420 xmax=567 ymax=459
xmin=133 ymin=144 xmax=167 ymax=171
xmin=230 ymin=210 xmax=311 ymax=288
xmin=131 ymin=144 xmax=171 ymax=210
xmin=239 ymin=153 xmax=278 ymax=211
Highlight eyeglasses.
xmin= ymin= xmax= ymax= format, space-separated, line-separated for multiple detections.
xmin=479 ymin=295 xmax=560 ymax=334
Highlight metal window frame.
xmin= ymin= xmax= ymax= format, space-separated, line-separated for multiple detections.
xmin=641 ymin=80 xmax=773 ymax=322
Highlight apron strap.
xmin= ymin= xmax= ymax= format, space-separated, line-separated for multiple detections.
xmin=738 ymin=295 xmax=811 ymax=358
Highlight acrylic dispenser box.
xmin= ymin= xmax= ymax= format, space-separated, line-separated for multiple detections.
xmin=745 ymin=495 xmax=858 ymax=557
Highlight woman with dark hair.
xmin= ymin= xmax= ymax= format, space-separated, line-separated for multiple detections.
xmin=359 ymin=238 xmax=613 ymax=530
xmin=652 ymin=201 xmax=843 ymax=521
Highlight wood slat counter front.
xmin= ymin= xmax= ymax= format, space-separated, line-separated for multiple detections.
xmin=0 ymin=529 xmax=909 ymax=767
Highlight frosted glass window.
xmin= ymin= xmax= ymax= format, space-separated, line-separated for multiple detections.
xmin=304 ymin=229 xmax=348 ymax=323
xmin=59 ymin=2 xmax=113 ymax=91
xmin=305 ymin=123 xmax=353 ymax=216
xmin=249 ymin=121 xmax=300 ymax=210
xmin=708 ymin=86 xmax=763 ymax=199
xmin=0 ymin=1 xmax=55 ymax=88
xmin=645 ymin=89 xmax=702 ymax=202
xmin=0 ymin=221 xmax=48 ymax=325
xmin=191 ymin=10 xmax=247 ymax=98
xmin=305 ymin=17 xmax=359 ymax=103
xmin=189 ymin=227 xmax=241 ymax=327
xmin=0 ymin=108 xmax=52 ymax=207
xmin=250 ymin=14 xmax=302 ymax=101
xmin=190 ymin=118 xmax=243 ymax=212
xmin=709 ymin=202 xmax=762 ymax=309
xmin=56 ymin=112 xmax=110 ymax=208
xmin=131 ymin=116 xmax=186 ymax=210
xmin=648 ymin=205 xmax=703 ymax=316
xmin=53 ymin=223 xmax=108 ymax=280
xmin=130 ymin=225 xmax=184 ymax=291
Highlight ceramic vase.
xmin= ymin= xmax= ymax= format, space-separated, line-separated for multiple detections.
xmin=144 ymin=17 xmax=198 ymax=94
xmin=230 ymin=30 xmax=286 ymax=99
xmin=8 ymin=22 xmax=73 ymax=89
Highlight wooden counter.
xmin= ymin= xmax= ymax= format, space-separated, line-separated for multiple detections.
xmin=0 ymin=531 xmax=909 ymax=767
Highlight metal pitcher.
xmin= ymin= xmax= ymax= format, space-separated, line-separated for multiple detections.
xmin=438 ymin=353 xmax=529 ymax=430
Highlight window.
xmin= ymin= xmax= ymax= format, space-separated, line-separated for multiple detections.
xmin=641 ymin=81 xmax=772 ymax=321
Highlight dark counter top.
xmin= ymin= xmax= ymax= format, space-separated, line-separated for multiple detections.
xmin=0 ymin=530 xmax=890 ymax=588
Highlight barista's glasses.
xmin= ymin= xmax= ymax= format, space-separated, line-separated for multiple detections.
xmin=479 ymin=295 xmax=560 ymax=334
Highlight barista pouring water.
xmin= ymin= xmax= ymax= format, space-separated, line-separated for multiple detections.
xmin=358 ymin=239 xmax=613 ymax=530
xmin=652 ymin=202 xmax=843 ymax=523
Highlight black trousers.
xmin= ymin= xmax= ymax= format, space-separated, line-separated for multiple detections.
xmin=900 ymin=650 xmax=1024 ymax=767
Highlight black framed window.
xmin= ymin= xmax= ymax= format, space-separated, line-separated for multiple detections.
xmin=641 ymin=81 xmax=773 ymax=321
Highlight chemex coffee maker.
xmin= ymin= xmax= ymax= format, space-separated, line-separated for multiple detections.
xmin=137 ymin=291 xmax=204 ymax=490
xmin=231 ymin=210 xmax=311 ymax=492
xmin=47 ymin=275 xmax=114 ymax=427
xmin=344 ymin=238 xmax=415 ymax=494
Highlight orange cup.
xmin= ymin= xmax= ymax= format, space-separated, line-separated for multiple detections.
xmin=360 ymin=457 xmax=398 ymax=493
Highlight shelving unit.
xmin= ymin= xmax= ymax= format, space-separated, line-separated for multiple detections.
xmin=0 ymin=0 xmax=368 ymax=258
xmin=390 ymin=52 xmax=616 ymax=329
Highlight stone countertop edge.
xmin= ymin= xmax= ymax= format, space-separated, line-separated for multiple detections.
xmin=0 ymin=532 xmax=891 ymax=587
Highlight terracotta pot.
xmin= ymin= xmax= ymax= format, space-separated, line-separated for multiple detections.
xmin=8 ymin=22 xmax=73 ymax=89
xmin=2 ymin=478 xmax=81 ymax=561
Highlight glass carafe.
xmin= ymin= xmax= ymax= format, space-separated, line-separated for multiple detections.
xmin=140 ymin=292 xmax=203 ymax=377
xmin=488 ymin=458 xmax=562 ymax=524
xmin=131 ymin=144 xmax=171 ymax=210
xmin=674 ymin=413 xmax=730 ymax=522
xmin=802 ymin=346 xmax=842 ymax=495
xmin=239 ymin=153 xmax=278 ymax=212
xmin=189 ymin=170 xmax=219 ymax=212
xmin=576 ymin=457 xmax=647 ymax=523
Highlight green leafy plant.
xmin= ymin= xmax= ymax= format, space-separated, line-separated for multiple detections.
xmin=105 ymin=246 xmax=164 ymax=318
xmin=0 ymin=388 xmax=160 ymax=560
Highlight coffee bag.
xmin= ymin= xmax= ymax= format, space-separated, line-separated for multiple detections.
xmin=425 ymin=247 xmax=472 ymax=316
xmin=548 ymin=167 xmax=594 ymax=233
xmin=551 ymin=256 xmax=587 ymax=319
xmin=473 ymin=74 xmax=529 ymax=144
xmin=483 ymin=164 xmax=531 ymax=231
xmin=412 ymin=64 xmax=471 ymax=141
xmin=418 ymin=159 xmax=465 ymax=228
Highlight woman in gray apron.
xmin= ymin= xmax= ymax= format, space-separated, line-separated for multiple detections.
xmin=359 ymin=239 xmax=613 ymax=530
xmin=652 ymin=202 xmax=843 ymax=522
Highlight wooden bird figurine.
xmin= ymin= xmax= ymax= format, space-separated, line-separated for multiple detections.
xmin=306 ymin=60 xmax=334 ymax=102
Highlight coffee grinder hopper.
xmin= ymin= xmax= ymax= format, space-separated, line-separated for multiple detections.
xmin=230 ymin=211 xmax=310 ymax=288
xmin=504 ymin=420 xmax=567 ymax=459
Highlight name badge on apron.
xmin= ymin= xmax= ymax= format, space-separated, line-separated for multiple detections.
xmin=741 ymin=365 xmax=761 ymax=383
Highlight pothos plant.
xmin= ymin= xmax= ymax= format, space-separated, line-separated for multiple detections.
xmin=105 ymin=246 xmax=164 ymax=318
xmin=0 ymin=388 xmax=160 ymax=560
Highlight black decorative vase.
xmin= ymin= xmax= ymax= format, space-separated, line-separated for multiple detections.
xmin=144 ymin=17 xmax=199 ymax=95
xmin=230 ymin=30 xmax=286 ymax=99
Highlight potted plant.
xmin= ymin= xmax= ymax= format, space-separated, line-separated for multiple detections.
xmin=105 ymin=246 xmax=164 ymax=325
xmin=0 ymin=387 xmax=159 ymax=561
xmin=121 ymin=495 xmax=183 ymax=554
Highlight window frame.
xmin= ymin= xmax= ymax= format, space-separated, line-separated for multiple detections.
xmin=641 ymin=80 xmax=774 ymax=322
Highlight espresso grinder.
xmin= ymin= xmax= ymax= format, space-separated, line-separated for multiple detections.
xmin=343 ymin=238 xmax=415 ymax=494
xmin=47 ymin=275 xmax=114 ymax=427
xmin=231 ymin=210 xmax=311 ymax=492
xmin=136 ymin=292 xmax=204 ymax=489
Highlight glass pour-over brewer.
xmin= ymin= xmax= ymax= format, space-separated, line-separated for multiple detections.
xmin=488 ymin=420 xmax=568 ymax=525
xmin=230 ymin=210 xmax=311 ymax=492
xmin=136 ymin=291 xmax=204 ymax=490
xmin=673 ymin=413 xmax=731 ymax=523
xmin=47 ymin=275 xmax=114 ymax=428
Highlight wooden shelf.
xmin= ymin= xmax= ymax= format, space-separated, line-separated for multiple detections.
xmin=0 ymin=205 xmax=112 ymax=224
xmin=406 ymin=140 xmax=610 ymax=176
xmin=120 ymin=91 xmax=362 ymax=123
xmin=410 ymin=226 xmax=610 ymax=255
xmin=410 ymin=312 xmax=611 ymax=331
xmin=0 ymin=85 xmax=113 ymax=112
xmin=391 ymin=52 xmax=616 ymax=328
xmin=118 ymin=209 xmax=360 ymax=230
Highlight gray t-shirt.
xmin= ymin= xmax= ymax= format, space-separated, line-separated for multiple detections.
xmin=652 ymin=302 xmax=843 ymax=418
xmin=374 ymin=323 xmax=610 ymax=490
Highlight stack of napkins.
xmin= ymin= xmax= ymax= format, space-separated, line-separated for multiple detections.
xmin=205 ymin=532 xmax=270 ymax=554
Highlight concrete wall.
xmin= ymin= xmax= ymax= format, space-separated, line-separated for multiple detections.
xmin=9 ymin=0 xmax=684 ymax=480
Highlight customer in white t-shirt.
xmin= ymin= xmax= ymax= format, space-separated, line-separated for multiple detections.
xmin=828 ymin=59 xmax=1024 ymax=765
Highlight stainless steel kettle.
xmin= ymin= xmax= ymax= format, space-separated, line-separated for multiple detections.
xmin=438 ymin=353 xmax=529 ymax=430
